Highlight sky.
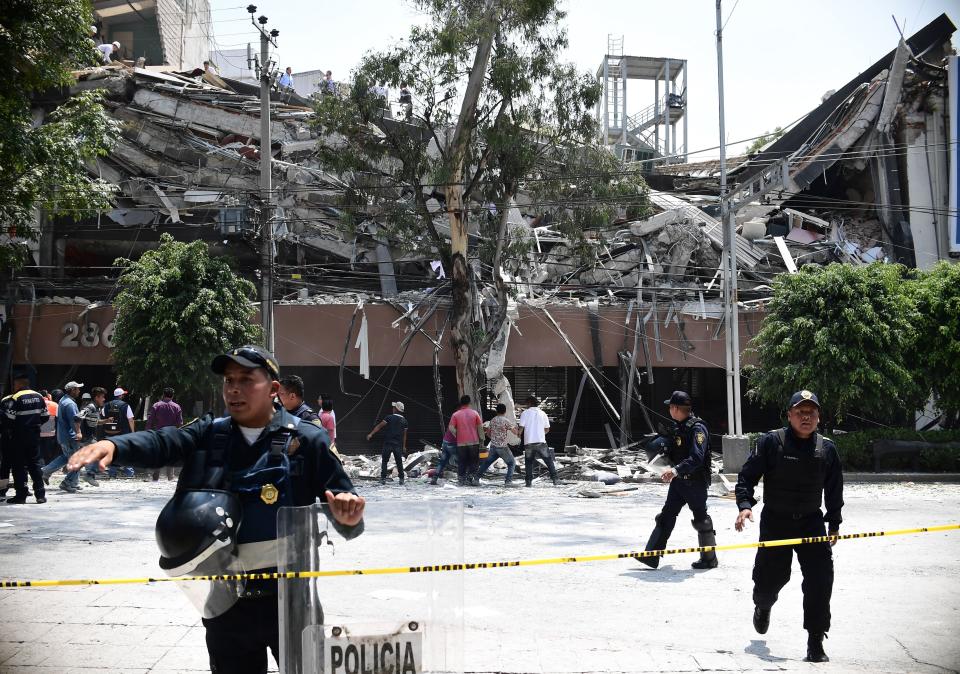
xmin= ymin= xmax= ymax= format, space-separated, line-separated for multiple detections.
xmin=205 ymin=0 xmax=958 ymax=159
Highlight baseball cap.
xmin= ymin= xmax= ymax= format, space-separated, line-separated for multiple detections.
xmin=113 ymin=387 xmax=127 ymax=397
xmin=664 ymin=390 xmax=693 ymax=406
xmin=81 ymin=393 xmax=92 ymax=400
xmin=789 ymin=390 xmax=820 ymax=409
xmin=212 ymin=345 xmax=280 ymax=380
xmin=392 ymin=401 xmax=405 ymax=412
xmin=65 ymin=381 xmax=84 ymax=390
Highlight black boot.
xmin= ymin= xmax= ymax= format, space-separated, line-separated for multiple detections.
xmin=753 ymin=606 xmax=771 ymax=634
xmin=805 ymin=632 xmax=829 ymax=662
xmin=639 ymin=514 xmax=674 ymax=569
xmin=6 ymin=492 xmax=29 ymax=504
xmin=691 ymin=516 xmax=718 ymax=569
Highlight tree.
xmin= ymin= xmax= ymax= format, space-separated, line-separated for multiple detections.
xmin=111 ymin=234 xmax=262 ymax=405
xmin=912 ymin=262 xmax=960 ymax=427
xmin=745 ymin=263 xmax=923 ymax=429
xmin=314 ymin=0 xmax=649 ymax=402
xmin=745 ymin=126 xmax=784 ymax=155
xmin=0 ymin=0 xmax=117 ymax=270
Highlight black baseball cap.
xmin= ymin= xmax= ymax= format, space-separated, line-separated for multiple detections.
xmin=211 ymin=346 xmax=280 ymax=380
xmin=664 ymin=390 xmax=693 ymax=406
xmin=788 ymin=390 xmax=820 ymax=409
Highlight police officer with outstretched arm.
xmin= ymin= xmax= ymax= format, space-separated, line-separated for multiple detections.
xmin=734 ymin=390 xmax=843 ymax=663
xmin=639 ymin=391 xmax=718 ymax=570
xmin=69 ymin=346 xmax=365 ymax=673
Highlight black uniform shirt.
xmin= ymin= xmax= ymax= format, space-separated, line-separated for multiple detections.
xmin=735 ymin=427 xmax=844 ymax=528
xmin=2 ymin=390 xmax=49 ymax=439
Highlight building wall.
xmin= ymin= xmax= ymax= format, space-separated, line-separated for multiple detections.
xmin=156 ymin=0 xmax=211 ymax=69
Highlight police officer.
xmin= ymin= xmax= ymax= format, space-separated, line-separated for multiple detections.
xmin=69 ymin=346 xmax=365 ymax=673
xmin=639 ymin=391 xmax=717 ymax=570
xmin=2 ymin=375 xmax=49 ymax=504
xmin=734 ymin=390 xmax=843 ymax=663
xmin=276 ymin=375 xmax=318 ymax=422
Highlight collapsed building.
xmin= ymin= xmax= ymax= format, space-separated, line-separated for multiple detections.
xmin=3 ymin=14 xmax=957 ymax=457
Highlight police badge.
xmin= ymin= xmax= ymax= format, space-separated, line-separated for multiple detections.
xmin=260 ymin=483 xmax=279 ymax=505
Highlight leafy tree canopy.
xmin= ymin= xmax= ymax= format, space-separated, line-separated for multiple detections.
xmin=911 ymin=261 xmax=960 ymax=422
xmin=111 ymin=234 xmax=262 ymax=401
xmin=745 ymin=126 xmax=784 ymax=155
xmin=0 ymin=0 xmax=117 ymax=270
xmin=746 ymin=262 xmax=923 ymax=427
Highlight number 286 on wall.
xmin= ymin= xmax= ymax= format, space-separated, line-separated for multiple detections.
xmin=61 ymin=322 xmax=116 ymax=349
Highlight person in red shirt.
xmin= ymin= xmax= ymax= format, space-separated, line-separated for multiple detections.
xmin=448 ymin=395 xmax=485 ymax=486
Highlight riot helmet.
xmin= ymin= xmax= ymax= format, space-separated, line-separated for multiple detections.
xmin=155 ymin=489 xmax=242 ymax=576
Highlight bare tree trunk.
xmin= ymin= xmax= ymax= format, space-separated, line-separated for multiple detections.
xmin=446 ymin=2 xmax=497 ymax=404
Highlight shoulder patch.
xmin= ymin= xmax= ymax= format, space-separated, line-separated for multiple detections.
xmin=696 ymin=431 xmax=706 ymax=444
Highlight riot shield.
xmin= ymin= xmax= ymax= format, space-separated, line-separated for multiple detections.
xmin=278 ymin=501 xmax=463 ymax=674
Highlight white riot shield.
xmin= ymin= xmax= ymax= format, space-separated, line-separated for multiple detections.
xmin=278 ymin=501 xmax=463 ymax=674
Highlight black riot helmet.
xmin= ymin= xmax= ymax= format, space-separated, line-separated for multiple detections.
xmin=155 ymin=489 xmax=243 ymax=576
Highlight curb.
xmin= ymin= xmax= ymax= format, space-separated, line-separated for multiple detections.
xmin=721 ymin=472 xmax=960 ymax=483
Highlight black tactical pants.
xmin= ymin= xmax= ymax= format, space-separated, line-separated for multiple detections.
xmin=203 ymin=597 xmax=279 ymax=673
xmin=380 ymin=442 xmax=404 ymax=483
xmin=752 ymin=509 xmax=833 ymax=633
xmin=659 ymin=476 xmax=709 ymax=525
xmin=10 ymin=439 xmax=45 ymax=499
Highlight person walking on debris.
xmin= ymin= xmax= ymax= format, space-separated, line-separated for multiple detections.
xmin=277 ymin=375 xmax=318 ymax=422
xmin=428 ymin=421 xmax=458 ymax=485
xmin=42 ymin=382 xmax=84 ymax=493
xmin=735 ymin=390 xmax=843 ymax=663
xmin=477 ymin=403 xmax=517 ymax=485
xmin=448 ymin=395 xmax=484 ymax=486
xmin=518 ymin=395 xmax=557 ymax=487
xmin=147 ymin=388 xmax=183 ymax=481
xmin=367 ymin=402 xmax=408 ymax=485
xmin=1 ymin=376 xmax=49 ymax=504
xmin=68 ymin=345 xmax=364 ymax=673
xmin=639 ymin=390 xmax=717 ymax=570
xmin=78 ymin=387 xmax=107 ymax=486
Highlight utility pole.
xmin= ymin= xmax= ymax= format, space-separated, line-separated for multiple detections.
xmin=248 ymin=5 xmax=278 ymax=351
xmin=716 ymin=0 xmax=747 ymax=465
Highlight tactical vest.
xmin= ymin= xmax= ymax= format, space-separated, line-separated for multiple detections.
xmin=762 ymin=428 xmax=827 ymax=514
xmin=103 ymin=399 xmax=131 ymax=436
xmin=666 ymin=416 xmax=711 ymax=481
xmin=177 ymin=416 xmax=307 ymax=572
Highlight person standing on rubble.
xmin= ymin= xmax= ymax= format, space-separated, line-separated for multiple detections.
xmin=734 ymin=390 xmax=843 ymax=663
xmin=477 ymin=403 xmax=517 ymax=485
xmin=428 ymin=420 xmax=458 ymax=486
xmin=367 ymin=402 xmax=408 ymax=485
xmin=448 ymin=395 xmax=484 ymax=486
xmin=518 ymin=395 xmax=557 ymax=486
xmin=638 ymin=391 xmax=717 ymax=570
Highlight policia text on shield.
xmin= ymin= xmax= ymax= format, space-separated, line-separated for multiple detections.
xmin=66 ymin=345 xmax=365 ymax=673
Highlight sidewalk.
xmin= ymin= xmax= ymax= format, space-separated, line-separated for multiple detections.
xmin=1 ymin=478 xmax=958 ymax=672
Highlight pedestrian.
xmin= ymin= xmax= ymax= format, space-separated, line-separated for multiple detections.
xmin=448 ymin=395 xmax=484 ymax=486
xmin=322 ymin=70 xmax=335 ymax=94
xmin=734 ymin=390 xmax=843 ymax=663
xmin=638 ymin=390 xmax=717 ymax=570
xmin=96 ymin=40 xmax=121 ymax=63
xmin=319 ymin=398 xmax=336 ymax=448
xmin=477 ymin=403 xmax=517 ymax=485
xmin=42 ymin=382 xmax=84 ymax=493
xmin=278 ymin=66 xmax=293 ymax=90
xmin=68 ymin=345 xmax=364 ymax=672
xmin=366 ymin=402 xmax=408 ymax=485
xmin=147 ymin=387 xmax=183 ymax=481
xmin=78 ymin=387 xmax=107 ymax=486
xmin=39 ymin=390 xmax=59 ymax=464
xmin=1 ymin=375 xmax=49 ymax=504
xmin=277 ymin=375 xmax=318 ymax=422
xmin=102 ymin=388 xmax=136 ymax=478
xmin=518 ymin=395 xmax=557 ymax=486
xmin=428 ymin=422 xmax=458 ymax=485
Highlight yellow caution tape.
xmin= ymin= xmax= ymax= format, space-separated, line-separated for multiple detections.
xmin=2 ymin=523 xmax=957 ymax=589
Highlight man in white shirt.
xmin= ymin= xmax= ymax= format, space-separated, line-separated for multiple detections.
xmin=97 ymin=41 xmax=121 ymax=63
xmin=278 ymin=67 xmax=293 ymax=91
xmin=518 ymin=395 xmax=557 ymax=486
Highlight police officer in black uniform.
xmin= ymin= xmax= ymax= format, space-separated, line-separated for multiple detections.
xmin=639 ymin=390 xmax=717 ymax=570
xmin=69 ymin=346 xmax=365 ymax=673
xmin=276 ymin=375 xmax=319 ymax=422
xmin=735 ymin=390 xmax=843 ymax=663
xmin=2 ymin=375 xmax=49 ymax=504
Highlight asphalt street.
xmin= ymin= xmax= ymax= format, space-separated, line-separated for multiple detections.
xmin=0 ymin=476 xmax=958 ymax=673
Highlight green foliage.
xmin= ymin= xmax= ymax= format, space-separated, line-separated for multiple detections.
xmin=311 ymin=0 xmax=648 ymax=269
xmin=111 ymin=234 xmax=262 ymax=401
xmin=910 ymin=262 xmax=960 ymax=419
xmin=745 ymin=126 xmax=784 ymax=155
xmin=0 ymin=1 xmax=118 ymax=270
xmin=746 ymin=263 xmax=923 ymax=426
